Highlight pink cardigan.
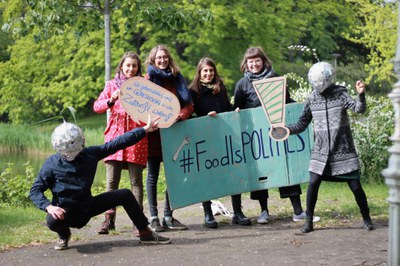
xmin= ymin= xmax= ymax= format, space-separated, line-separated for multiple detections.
xmin=93 ymin=78 xmax=148 ymax=166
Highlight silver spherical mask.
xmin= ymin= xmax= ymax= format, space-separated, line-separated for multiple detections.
xmin=51 ymin=122 xmax=85 ymax=161
xmin=308 ymin=62 xmax=336 ymax=93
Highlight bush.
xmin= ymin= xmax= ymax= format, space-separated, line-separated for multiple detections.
xmin=353 ymin=96 xmax=394 ymax=183
xmin=0 ymin=162 xmax=35 ymax=206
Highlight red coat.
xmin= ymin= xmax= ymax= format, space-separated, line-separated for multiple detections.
xmin=93 ymin=78 xmax=148 ymax=166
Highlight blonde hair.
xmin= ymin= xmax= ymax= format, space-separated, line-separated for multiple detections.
xmin=145 ymin=45 xmax=180 ymax=76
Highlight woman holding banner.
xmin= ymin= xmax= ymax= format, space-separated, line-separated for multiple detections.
xmin=189 ymin=57 xmax=233 ymax=228
xmin=93 ymin=52 xmax=147 ymax=236
xmin=232 ymin=46 xmax=318 ymax=225
xmin=145 ymin=45 xmax=194 ymax=232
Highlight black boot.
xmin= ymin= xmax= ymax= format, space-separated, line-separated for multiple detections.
xmin=361 ymin=208 xmax=374 ymax=231
xmin=231 ymin=195 xmax=251 ymax=226
xmin=363 ymin=218 xmax=374 ymax=231
xmin=301 ymin=214 xmax=313 ymax=233
xmin=203 ymin=202 xmax=218 ymax=228
xmin=232 ymin=212 xmax=251 ymax=226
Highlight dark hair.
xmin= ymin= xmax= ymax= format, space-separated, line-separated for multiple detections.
xmin=145 ymin=44 xmax=180 ymax=76
xmin=239 ymin=46 xmax=272 ymax=73
xmin=116 ymin=52 xmax=142 ymax=76
xmin=189 ymin=57 xmax=225 ymax=97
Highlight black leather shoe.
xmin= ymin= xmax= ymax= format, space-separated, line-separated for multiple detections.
xmin=204 ymin=213 xmax=218 ymax=228
xmin=363 ymin=218 xmax=374 ymax=231
xmin=301 ymin=215 xmax=314 ymax=233
xmin=232 ymin=212 xmax=251 ymax=226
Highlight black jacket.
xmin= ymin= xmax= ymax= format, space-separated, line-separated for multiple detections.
xmin=29 ymin=128 xmax=146 ymax=212
xmin=234 ymin=70 xmax=295 ymax=109
xmin=191 ymin=85 xmax=233 ymax=117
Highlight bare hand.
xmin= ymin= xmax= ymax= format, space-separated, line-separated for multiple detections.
xmin=235 ymin=107 xmax=240 ymax=112
xmin=207 ymin=111 xmax=217 ymax=117
xmin=143 ymin=115 xmax=160 ymax=132
xmin=110 ymin=90 xmax=120 ymax=103
xmin=46 ymin=205 xmax=66 ymax=220
xmin=355 ymin=80 xmax=366 ymax=94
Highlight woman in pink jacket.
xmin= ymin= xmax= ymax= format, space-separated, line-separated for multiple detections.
xmin=93 ymin=52 xmax=147 ymax=235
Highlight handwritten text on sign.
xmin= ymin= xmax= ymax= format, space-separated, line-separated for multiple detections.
xmin=120 ymin=77 xmax=180 ymax=128
xmin=160 ymin=103 xmax=313 ymax=209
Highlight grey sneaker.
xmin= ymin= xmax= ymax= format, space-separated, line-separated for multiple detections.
xmin=257 ymin=210 xmax=269 ymax=224
xmin=54 ymin=231 xmax=71 ymax=251
xmin=150 ymin=217 xmax=164 ymax=232
xmin=162 ymin=216 xmax=188 ymax=230
xmin=140 ymin=231 xmax=171 ymax=245
xmin=293 ymin=212 xmax=321 ymax=222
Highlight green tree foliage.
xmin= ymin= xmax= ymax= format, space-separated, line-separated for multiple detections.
xmin=0 ymin=0 xmax=396 ymax=123
xmin=138 ymin=0 xmax=359 ymax=90
xmin=0 ymin=10 xmax=12 ymax=61
xmin=346 ymin=0 xmax=397 ymax=89
xmin=0 ymin=29 xmax=104 ymax=123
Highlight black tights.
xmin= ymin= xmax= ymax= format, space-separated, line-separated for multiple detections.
xmin=306 ymin=172 xmax=370 ymax=219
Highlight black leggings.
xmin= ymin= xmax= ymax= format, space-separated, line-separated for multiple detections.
xmin=306 ymin=172 xmax=370 ymax=219
xmin=46 ymin=189 xmax=149 ymax=239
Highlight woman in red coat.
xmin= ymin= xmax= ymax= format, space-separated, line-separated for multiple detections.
xmin=93 ymin=52 xmax=147 ymax=235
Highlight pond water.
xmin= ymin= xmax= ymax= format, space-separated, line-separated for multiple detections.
xmin=1 ymin=151 xmax=107 ymax=186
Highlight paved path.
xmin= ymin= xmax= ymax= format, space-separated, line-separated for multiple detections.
xmin=0 ymin=198 xmax=388 ymax=266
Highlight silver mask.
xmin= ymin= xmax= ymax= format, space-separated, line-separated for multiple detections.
xmin=308 ymin=62 xmax=336 ymax=93
xmin=51 ymin=122 xmax=85 ymax=161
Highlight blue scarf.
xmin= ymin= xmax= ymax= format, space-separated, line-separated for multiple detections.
xmin=147 ymin=65 xmax=192 ymax=105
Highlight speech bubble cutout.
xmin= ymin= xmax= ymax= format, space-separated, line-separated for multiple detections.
xmin=120 ymin=77 xmax=181 ymax=128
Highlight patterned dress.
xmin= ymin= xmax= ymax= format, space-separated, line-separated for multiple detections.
xmin=288 ymin=85 xmax=366 ymax=176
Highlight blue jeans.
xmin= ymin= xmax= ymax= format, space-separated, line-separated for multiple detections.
xmin=46 ymin=189 xmax=149 ymax=239
xmin=146 ymin=156 xmax=173 ymax=218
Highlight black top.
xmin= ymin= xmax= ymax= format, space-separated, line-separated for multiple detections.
xmin=190 ymin=85 xmax=233 ymax=117
xmin=234 ymin=71 xmax=295 ymax=109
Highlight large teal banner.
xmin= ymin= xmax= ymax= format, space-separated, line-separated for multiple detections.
xmin=160 ymin=103 xmax=313 ymax=209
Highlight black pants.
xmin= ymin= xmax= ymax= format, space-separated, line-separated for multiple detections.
xmin=231 ymin=185 xmax=302 ymax=214
xmin=249 ymin=185 xmax=302 ymax=200
xmin=46 ymin=189 xmax=149 ymax=239
xmin=146 ymin=156 xmax=173 ymax=218
xmin=306 ymin=171 xmax=370 ymax=218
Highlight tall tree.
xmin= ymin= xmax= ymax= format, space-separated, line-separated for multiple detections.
xmin=0 ymin=0 xmax=209 ymax=123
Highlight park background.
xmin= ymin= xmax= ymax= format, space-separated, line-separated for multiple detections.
xmin=0 ymin=0 xmax=395 ymax=251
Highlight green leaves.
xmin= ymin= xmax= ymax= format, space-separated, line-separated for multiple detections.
xmin=0 ymin=0 xmax=397 ymax=123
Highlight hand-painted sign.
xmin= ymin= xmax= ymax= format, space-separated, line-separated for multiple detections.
xmin=252 ymin=76 xmax=290 ymax=141
xmin=120 ymin=77 xmax=181 ymax=128
xmin=160 ymin=103 xmax=313 ymax=209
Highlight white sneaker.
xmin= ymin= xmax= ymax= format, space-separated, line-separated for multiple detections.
xmin=257 ymin=210 xmax=269 ymax=224
xmin=292 ymin=211 xmax=321 ymax=222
